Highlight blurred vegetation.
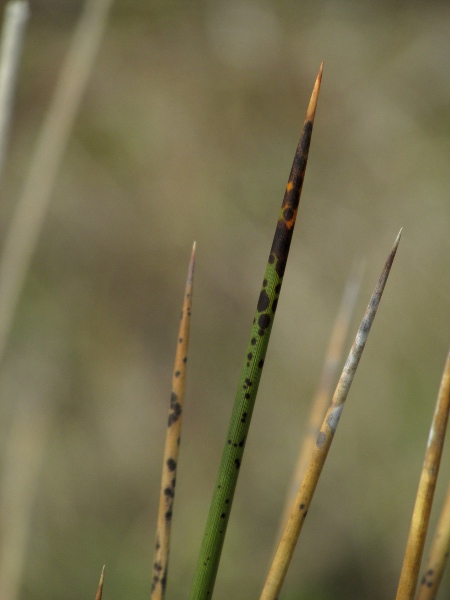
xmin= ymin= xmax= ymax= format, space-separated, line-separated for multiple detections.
xmin=0 ymin=0 xmax=448 ymax=599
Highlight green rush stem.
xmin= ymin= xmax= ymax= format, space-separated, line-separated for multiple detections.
xmin=188 ymin=63 xmax=323 ymax=600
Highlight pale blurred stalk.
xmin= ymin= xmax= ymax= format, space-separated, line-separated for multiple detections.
xmin=0 ymin=1 xmax=29 ymax=182
xmin=0 ymin=0 xmax=113 ymax=365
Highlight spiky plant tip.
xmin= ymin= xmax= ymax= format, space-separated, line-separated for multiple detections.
xmin=188 ymin=67 xmax=323 ymax=600
xmin=259 ymin=231 xmax=402 ymax=600
xmin=306 ymin=61 xmax=323 ymax=122
xmin=273 ymin=258 xmax=364 ymax=549
xmin=94 ymin=565 xmax=105 ymax=600
xmin=151 ymin=246 xmax=196 ymax=600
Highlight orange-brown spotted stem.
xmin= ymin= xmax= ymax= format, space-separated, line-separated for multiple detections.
xmin=189 ymin=64 xmax=323 ymax=600
xmin=416 ymin=480 xmax=450 ymax=600
xmin=273 ymin=260 xmax=364 ymax=551
xmin=395 ymin=349 xmax=450 ymax=600
xmin=95 ymin=565 xmax=105 ymax=600
xmin=151 ymin=243 xmax=196 ymax=600
xmin=260 ymin=230 xmax=401 ymax=600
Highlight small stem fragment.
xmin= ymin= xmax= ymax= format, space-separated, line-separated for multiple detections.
xmin=416 ymin=481 xmax=450 ymax=600
xmin=395 ymin=350 xmax=450 ymax=600
xmin=260 ymin=230 xmax=402 ymax=600
xmin=151 ymin=243 xmax=196 ymax=600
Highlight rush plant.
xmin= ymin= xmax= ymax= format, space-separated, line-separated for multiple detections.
xmin=0 ymin=3 xmax=448 ymax=599
xmin=143 ymin=67 xmax=449 ymax=600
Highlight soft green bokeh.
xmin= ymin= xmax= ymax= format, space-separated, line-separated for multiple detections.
xmin=0 ymin=1 xmax=449 ymax=599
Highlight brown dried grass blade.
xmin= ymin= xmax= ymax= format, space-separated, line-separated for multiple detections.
xmin=259 ymin=230 xmax=401 ymax=600
xmin=417 ymin=480 xmax=450 ymax=600
xmin=273 ymin=261 xmax=364 ymax=548
xmin=95 ymin=565 xmax=105 ymax=600
xmin=151 ymin=243 xmax=196 ymax=600
xmin=395 ymin=350 xmax=450 ymax=600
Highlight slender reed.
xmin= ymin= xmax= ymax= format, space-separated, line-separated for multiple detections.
xmin=395 ymin=350 xmax=450 ymax=600
xmin=151 ymin=243 xmax=196 ymax=600
xmin=0 ymin=0 xmax=29 ymax=182
xmin=274 ymin=261 xmax=363 ymax=548
xmin=188 ymin=64 xmax=323 ymax=600
xmin=416 ymin=481 xmax=450 ymax=600
xmin=0 ymin=0 xmax=113 ymax=365
xmin=95 ymin=566 xmax=105 ymax=600
xmin=259 ymin=230 xmax=402 ymax=600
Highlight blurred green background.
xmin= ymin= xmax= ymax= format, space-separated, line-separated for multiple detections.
xmin=0 ymin=0 xmax=449 ymax=598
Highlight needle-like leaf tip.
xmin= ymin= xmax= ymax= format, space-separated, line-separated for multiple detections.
xmin=306 ymin=63 xmax=323 ymax=122
xmin=95 ymin=566 xmax=105 ymax=600
xmin=187 ymin=242 xmax=196 ymax=284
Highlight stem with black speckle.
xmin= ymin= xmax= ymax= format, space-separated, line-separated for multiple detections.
xmin=188 ymin=64 xmax=323 ymax=600
xmin=151 ymin=243 xmax=196 ymax=600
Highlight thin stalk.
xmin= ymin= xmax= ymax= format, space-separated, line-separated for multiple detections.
xmin=188 ymin=64 xmax=323 ymax=600
xmin=95 ymin=565 xmax=105 ymax=600
xmin=0 ymin=0 xmax=113 ymax=366
xmin=260 ymin=230 xmax=402 ymax=600
xmin=395 ymin=350 xmax=450 ymax=600
xmin=0 ymin=0 xmax=29 ymax=182
xmin=151 ymin=243 xmax=196 ymax=600
xmin=273 ymin=260 xmax=364 ymax=549
xmin=416 ymin=481 xmax=450 ymax=600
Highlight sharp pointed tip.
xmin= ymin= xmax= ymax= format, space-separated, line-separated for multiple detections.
xmin=394 ymin=228 xmax=403 ymax=247
xmin=190 ymin=241 xmax=197 ymax=267
xmin=306 ymin=63 xmax=324 ymax=122
xmin=186 ymin=241 xmax=196 ymax=285
xmin=319 ymin=61 xmax=324 ymax=77
xmin=95 ymin=566 xmax=105 ymax=600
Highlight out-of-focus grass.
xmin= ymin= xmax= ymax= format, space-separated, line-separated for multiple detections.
xmin=0 ymin=1 xmax=448 ymax=599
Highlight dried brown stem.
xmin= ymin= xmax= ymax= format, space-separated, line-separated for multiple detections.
xmin=395 ymin=350 xmax=450 ymax=600
xmin=260 ymin=230 xmax=401 ymax=600
xmin=273 ymin=261 xmax=364 ymax=549
xmin=151 ymin=243 xmax=196 ymax=600
xmin=417 ymin=481 xmax=450 ymax=600
xmin=95 ymin=565 xmax=105 ymax=600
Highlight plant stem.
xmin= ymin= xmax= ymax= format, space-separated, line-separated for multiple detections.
xmin=0 ymin=1 xmax=29 ymax=183
xmin=259 ymin=230 xmax=402 ymax=600
xmin=151 ymin=243 xmax=196 ymax=600
xmin=395 ymin=349 xmax=450 ymax=600
xmin=273 ymin=260 xmax=363 ymax=550
xmin=95 ymin=565 xmax=105 ymax=600
xmin=0 ymin=0 xmax=113 ymax=366
xmin=416 ymin=480 xmax=450 ymax=600
xmin=188 ymin=63 xmax=323 ymax=600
